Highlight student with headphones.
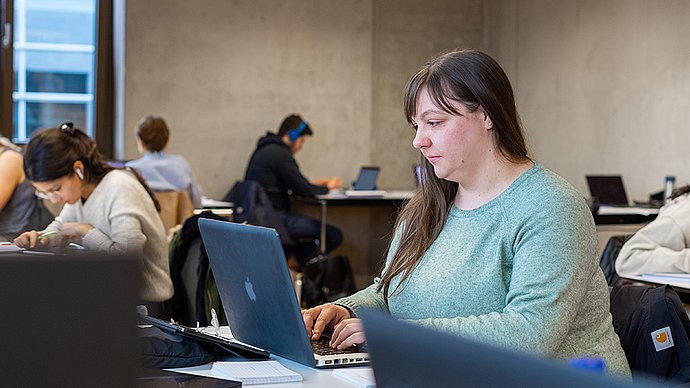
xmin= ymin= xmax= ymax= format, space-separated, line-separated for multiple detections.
xmin=244 ymin=114 xmax=343 ymax=267
xmin=14 ymin=123 xmax=173 ymax=310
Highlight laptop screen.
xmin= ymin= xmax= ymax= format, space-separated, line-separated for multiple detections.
xmin=586 ymin=175 xmax=629 ymax=206
xmin=353 ymin=166 xmax=379 ymax=190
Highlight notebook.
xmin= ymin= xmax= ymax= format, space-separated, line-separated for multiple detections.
xmin=138 ymin=314 xmax=270 ymax=360
xmin=586 ymin=175 xmax=629 ymax=206
xmin=198 ymin=218 xmax=370 ymax=368
xmin=359 ymin=310 xmax=655 ymax=388
xmin=210 ymin=360 xmax=302 ymax=385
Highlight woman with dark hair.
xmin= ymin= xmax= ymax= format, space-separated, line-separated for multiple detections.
xmin=14 ymin=123 xmax=173 ymax=307
xmin=302 ymin=50 xmax=630 ymax=375
xmin=127 ymin=115 xmax=203 ymax=207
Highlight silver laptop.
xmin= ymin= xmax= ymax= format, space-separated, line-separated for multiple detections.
xmin=198 ymin=218 xmax=369 ymax=368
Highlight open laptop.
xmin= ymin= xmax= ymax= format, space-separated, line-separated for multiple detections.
xmin=586 ymin=175 xmax=629 ymax=206
xmin=198 ymin=218 xmax=370 ymax=368
xmin=352 ymin=166 xmax=380 ymax=190
xmin=345 ymin=166 xmax=385 ymax=197
xmin=360 ymin=310 xmax=659 ymax=388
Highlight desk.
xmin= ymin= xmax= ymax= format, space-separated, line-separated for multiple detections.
xmin=294 ymin=190 xmax=414 ymax=287
xmin=621 ymin=275 xmax=690 ymax=305
xmin=593 ymin=206 xmax=658 ymax=225
xmin=310 ymin=190 xmax=414 ymax=252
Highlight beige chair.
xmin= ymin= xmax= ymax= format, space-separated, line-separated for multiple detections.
xmin=154 ymin=191 xmax=195 ymax=231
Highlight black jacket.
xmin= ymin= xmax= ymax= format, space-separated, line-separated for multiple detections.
xmin=610 ymin=284 xmax=690 ymax=385
xmin=244 ymin=132 xmax=328 ymax=212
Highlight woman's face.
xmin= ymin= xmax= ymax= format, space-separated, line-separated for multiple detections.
xmin=411 ymin=86 xmax=494 ymax=184
xmin=33 ymin=173 xmax=82 ymax=205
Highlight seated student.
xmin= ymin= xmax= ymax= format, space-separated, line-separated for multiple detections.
xmin=0 ymin=137 xmax=50 ymax=241
xmin=244 ymin=114 xmax=343 ymax=267
xmin=616 ymin=186 xmax=690 ymax=276
xmin=301 ymin=50 xmax=631 ymax=376
xmin=14 ymin=123 xmax=173 ymax=311
xmin=127 ymin=115 xmax=203 ymax=207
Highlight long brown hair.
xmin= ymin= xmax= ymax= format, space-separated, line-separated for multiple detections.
xmin=377 ymin=49 xmax=529 ymax=299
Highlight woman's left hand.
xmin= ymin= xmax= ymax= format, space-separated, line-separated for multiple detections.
xmin=329 ymin=318 xmax=366 ymax=349
xmin=60 ymin=223 xmax=93 ymax=241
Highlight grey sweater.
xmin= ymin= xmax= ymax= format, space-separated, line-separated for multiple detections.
xmin=43 ymin=169 xmax=173 ymax=302
xmin=337 ymin=164 xmax=630 ymax=376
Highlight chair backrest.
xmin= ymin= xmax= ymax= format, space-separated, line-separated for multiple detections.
xmin=222 ymin=180 xmax=293 ymax=245
xmin=154 ymin=190 xmax=195 ymax=230
xmin=609 ymin=284 xmax=690 ymax=384
xmin=599 ymin=234 xmax=634 ymax=286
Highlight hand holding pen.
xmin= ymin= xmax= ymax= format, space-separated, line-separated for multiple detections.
xmin=14 ymin=230 xmax=59 ymax=249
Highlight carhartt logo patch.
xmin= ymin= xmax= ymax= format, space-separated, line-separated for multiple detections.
xmin=651 ymin=326 xmax=674 ymax=352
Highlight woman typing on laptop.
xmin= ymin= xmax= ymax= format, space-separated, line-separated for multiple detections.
xmin=302 ymin=50 xmax=630 ymax=376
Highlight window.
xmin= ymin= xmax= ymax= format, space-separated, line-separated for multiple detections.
xmin=12 ymin=0 xmax=96 ymax=141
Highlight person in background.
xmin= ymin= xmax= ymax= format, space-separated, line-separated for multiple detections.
xmin=616 ymin=185 xmax=690 ymax=276
xmin=244 ymin=114 xmax=343 ymax=267
xmin=14 ymin=123 xmax=173 ymax=311
xmin=301 ymin=50 xmax=630 ymax=376
xmin=127 ymin=115 xmax=203 ymax=207
xmin=0 ymin=137 xmax=50 ymax=241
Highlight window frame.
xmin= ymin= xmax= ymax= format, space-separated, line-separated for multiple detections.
xmin=0 ymin=0 xmax=113 ymax=158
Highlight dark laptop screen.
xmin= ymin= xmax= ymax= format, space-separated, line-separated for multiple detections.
xmin=586 ymin=175 xmax=629 ymax=206
xmin=353 ymin=166 xmax=380 ymax=190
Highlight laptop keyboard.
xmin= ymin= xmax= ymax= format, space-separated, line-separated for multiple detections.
xmin=311 ymin=337 xmax=363 ymax=355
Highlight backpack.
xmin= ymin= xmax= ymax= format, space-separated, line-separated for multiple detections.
xmin=300 ymin=254 xmax=356 ymax=308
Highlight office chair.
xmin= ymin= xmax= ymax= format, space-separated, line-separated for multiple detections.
xmin=609 ymin=284 xmax=690 ymax=384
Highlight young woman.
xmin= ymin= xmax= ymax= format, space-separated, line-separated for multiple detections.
xmin=14 ymin=123 xmax=173 ymax=307
xmin=616 ymin=185 xmax=690 ymax=276
xmin=0 ymin=137 xmax=49 ymax=241
xmin=301 ymin=50 xmax=630 ymax=375
xmin=127 ymin=115 xmax=203 ymax=207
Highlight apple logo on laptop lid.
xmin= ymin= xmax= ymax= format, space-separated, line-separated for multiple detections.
xmin=245 ymin=276 xmax=257 ymax=301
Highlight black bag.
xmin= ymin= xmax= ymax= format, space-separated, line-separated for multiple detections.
xmin=301 ymin=254 xmax=356 ymax=307
xmin=598 ymin=234 xmax=634 ymax=286
xmin=137 ymin=326 xmax=215 ymax=369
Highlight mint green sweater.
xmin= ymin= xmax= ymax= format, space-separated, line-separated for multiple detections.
xmin=337 ymin=164 xmax=630 ymax=375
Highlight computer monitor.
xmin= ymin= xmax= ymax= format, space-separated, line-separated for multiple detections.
xmin=0 ymin=253 xmax=139 ymax=386
xmin=360 ymin=310 xmax=653 ymax=388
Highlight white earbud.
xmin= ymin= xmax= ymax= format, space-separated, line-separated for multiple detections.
xmin=76 ymin=168 xmax=84 ymax=180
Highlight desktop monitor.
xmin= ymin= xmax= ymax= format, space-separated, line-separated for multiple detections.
xmin=360 ymin=310 xmax=654 ymax=388
xmin=0 ymin=253 xmax=139 ymax=386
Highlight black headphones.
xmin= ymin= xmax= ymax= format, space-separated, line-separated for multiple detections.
xmin=288 ymin=121 xmax=307 ymax=142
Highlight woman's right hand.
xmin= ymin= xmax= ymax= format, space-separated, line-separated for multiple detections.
xmin=14 ymin=230 xmax=43 ymax=248
xmin=301 ymin=303 xmax=352 ymax=340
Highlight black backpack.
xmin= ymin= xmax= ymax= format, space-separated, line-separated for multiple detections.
xmin=301 ymin=254 xmax=356 ymax=308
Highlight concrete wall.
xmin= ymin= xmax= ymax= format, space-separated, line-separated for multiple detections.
xmin=489 ymin=0 xmax=690 ymax=201
xmin=124 ymin=0 xmax=373 ymax=199
xmin=123 ymin=0 xmax=486 ymax=199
